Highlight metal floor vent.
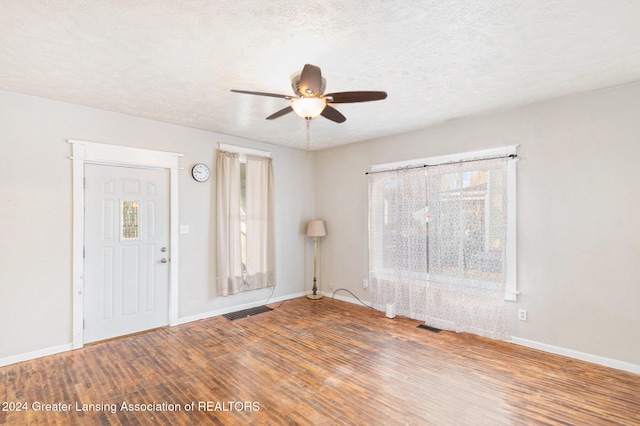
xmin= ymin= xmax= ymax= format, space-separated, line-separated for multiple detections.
xmin=223 ymin=305 xmax=273 ymax=321
xmin=417 ymin=324 xmax=442 ymax=333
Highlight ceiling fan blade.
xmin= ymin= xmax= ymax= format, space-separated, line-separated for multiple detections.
xmin=298 ymin=64 xmax=322 ymax=97
xmin=266 ymin=106 xmax=294 ymax=120
xmin=231 ymin=89 xmax=292 ymax=99
xmin=321 ymin=105 xmax=346 ymax=123
xmin=324 ymin=91 xmax=388 ymax=103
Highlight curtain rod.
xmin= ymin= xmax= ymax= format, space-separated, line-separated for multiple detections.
xmin=365 ymin=154 xmax=518 ymax=175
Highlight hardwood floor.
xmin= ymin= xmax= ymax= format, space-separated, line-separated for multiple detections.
xmin=1 ymin=297 xmax=639 ymax=425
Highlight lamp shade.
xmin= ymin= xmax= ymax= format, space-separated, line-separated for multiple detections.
xmin=306 ymin=220 xmax=326 ymax=237
xmin=291 ymin=97 xmax=327 ymax=119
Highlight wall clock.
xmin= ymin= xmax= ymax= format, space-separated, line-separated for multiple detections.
xmin=191 ymin=163 xmax=210 ymax=182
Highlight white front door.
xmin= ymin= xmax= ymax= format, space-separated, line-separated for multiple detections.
xmin=84 ymin=164 xmax=170 ymax=343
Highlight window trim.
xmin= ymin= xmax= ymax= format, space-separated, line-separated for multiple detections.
xmin=370 ymin=145 xmax=519 ymax=301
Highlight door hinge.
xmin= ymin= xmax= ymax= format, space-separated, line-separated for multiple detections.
xmin=83 ymin=320 xmax=85 ymax=329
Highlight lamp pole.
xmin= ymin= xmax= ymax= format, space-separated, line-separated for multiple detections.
xmin=306 ymin=220 xmax=326 ymax=300
xmin=308 ymin=235 xmax=322 ymax=299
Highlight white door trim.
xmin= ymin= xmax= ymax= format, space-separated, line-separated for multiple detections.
xmin=69 ymin=139 xmax=183 ymax=349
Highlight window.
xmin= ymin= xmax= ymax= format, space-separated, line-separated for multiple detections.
xmin=216 ymin=145 xmax=275 ymax=296
xmin=429 ymin=167 xmax=506 ymax=285
xmin=120 ymin=200 xmax=139 ymax=240
xmin=368 ymin=146 xmax=517 ymax=340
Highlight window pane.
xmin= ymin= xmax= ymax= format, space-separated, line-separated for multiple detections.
xmin=428 ymin=167 xmax=505 ymax=284
xmin=381 ymin=174 xmax=428 ymax=275
xmin=121 ymin=200 xmax=139 ymax=240
xmin=460 ymin=169 xmax=504 ymax=283
xmin=240 ymin=162 xmax=247 ymax=273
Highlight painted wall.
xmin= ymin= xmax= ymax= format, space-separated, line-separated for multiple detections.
xmin=0 ymin=90 xmax=315 ymax=360
xmin=2 ymin=83 xmax=639 ymax=369
xmin=313 ymin=82 xmax=640 ymax=366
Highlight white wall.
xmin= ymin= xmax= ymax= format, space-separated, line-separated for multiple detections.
xmin=0 ymin=90 xmax=315 ymax=360
xmin=313 ymin=82 xmax=640 ymax=367
xmin=2 ymin=83 xmax=639 ymax=370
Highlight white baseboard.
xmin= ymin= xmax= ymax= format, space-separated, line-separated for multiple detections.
xmin=510 ymin=337 xmax=640 ymax=375
xmin=0 ymin=343 xmax=74 ymax=368
xmin=175 ymin=291 xmax=307 ymax=326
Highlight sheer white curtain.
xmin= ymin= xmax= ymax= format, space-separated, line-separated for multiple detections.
xmin=424 ymin=159 xmax=508 ymax=339
xmin=369 ymin=167 xmax=430 ymax=320
xmin=216 ymin=150 xmax=275 ymax=296
xmin=369 ymin=157 xmax=509 ymax=340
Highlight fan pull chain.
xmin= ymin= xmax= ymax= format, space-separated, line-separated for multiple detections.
xmin=305 ymin=118 xmax=311 ymax=151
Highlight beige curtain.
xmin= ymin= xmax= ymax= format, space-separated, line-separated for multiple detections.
xmin=216 ymin=150 xmax=275 ymax=296
xmin=244 ymin=154 xmax=275 ymax=289
xmin=216 ymin=150 xmax=244 ymax=296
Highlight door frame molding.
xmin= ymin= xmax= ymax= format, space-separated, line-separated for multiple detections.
xmin=69 ymin=140 xmax=183 ymax=349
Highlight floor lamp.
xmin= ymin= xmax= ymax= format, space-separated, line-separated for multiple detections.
xmin=306 ymin=220 xmax=326 ymax=300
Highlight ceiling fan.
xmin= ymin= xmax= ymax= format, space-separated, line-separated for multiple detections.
xmin=230 ymin=64 xmax=387 ymax=123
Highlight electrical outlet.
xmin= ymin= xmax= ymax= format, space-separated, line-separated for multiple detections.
xmin=363 ymin=279 xmax=368 ymax=289
xmin=518 ymin=309 xmax=527 ymax=321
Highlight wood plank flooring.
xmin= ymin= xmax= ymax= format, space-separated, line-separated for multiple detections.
xmin=1 ymin=297 xmax=639 ymax=425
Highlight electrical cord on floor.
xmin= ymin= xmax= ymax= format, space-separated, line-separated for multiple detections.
xmin=331 ymin=288 xmax=374 ymax=309
xmin=264 ymin=285 xmax=287 ymax=309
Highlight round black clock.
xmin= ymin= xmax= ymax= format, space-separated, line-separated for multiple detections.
xmin=191 ymin=163 xmax=210 ymax=182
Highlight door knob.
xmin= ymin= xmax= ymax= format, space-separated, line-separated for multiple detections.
xmin=160 ymin=258 xmax=168 ymax=263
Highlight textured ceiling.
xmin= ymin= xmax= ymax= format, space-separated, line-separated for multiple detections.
xmin=1 ymin=1 xmax=640 ymax=150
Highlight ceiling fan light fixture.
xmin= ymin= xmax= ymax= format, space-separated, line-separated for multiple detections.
xmin=231 ymin=64 xmax=387 ymax=124
xmin=291 ymin=97 xmax=326 ymax=119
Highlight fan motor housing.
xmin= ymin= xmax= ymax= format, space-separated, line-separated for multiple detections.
xmin=291 ymin=71 xmax=326 ymax=97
